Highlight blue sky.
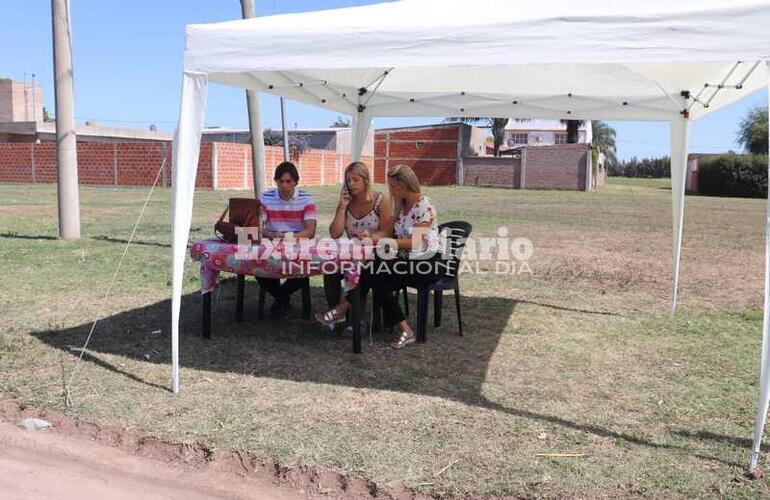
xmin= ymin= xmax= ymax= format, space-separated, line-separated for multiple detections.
xmin=2 ymin=0 xmax=766 ymax=161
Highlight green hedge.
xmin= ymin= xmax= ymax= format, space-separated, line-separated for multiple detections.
xmin=608 ymin=156 xmax=670 ymax=178
xmin=698 ymin=153 xmax=768 ymax=198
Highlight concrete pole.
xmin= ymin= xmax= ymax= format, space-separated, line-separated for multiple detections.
xmin=240 ymin=0 xmax=265 ymax=196
xmin=51 ymin=0 xmax=80 ymax=239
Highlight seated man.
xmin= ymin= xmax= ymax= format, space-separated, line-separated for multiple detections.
xmin=258 ymin=161 xmax=317 ymax=317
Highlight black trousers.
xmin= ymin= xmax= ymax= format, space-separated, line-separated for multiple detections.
xmin=257 ymin=277 xmax=307 ymax=304
xmin=324 ymin=272 xmax=373 ymax=310
xmin=361 ymin=256 xmax=447 ymax=327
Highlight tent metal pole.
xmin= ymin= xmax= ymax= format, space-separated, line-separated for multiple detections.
xmin=281 ymin=98 xmax=290 ymax=162
xmin=171 ymin=71 xmax=209 ymax=394
xmin=351 ymin=112 xmax=372 ymax=162
xmin=748 ymin=60 xmax=770 ymax=474
xmin=669 ymin=109 xmax=689 ymax=317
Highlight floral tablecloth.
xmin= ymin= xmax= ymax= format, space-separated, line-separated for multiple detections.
xmin=189 ymin=238 xmax=368 ymax=294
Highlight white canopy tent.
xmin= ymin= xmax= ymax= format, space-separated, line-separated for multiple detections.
xmin=171 ymin=0 xmax=770 ymax=470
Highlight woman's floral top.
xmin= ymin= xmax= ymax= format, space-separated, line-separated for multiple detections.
xmin=393 ymin=195 xmax=439 ymax=258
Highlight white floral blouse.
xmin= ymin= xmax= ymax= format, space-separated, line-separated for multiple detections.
xmin=394 ymin=195 xmax=439 ymax=258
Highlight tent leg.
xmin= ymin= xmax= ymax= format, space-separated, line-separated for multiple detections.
xmin=351 ymin=112 xmax=372 ymax=162
xmin=669 ymin=116 xmax=689 ymax=317
xmin=748 ymin=61 xmax=770 ymax=474
xmin=171 ymin=71 xmax=208 ymax=394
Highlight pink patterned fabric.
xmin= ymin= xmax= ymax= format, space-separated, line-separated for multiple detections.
xmin=190 ymin=238 xmax=367 ymax=294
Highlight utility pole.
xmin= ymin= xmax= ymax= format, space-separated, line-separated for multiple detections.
xmin=51 ymin=0 xmax=80 ymax=239
xmin=281 ymin=98 xmax=289 ymax=161
xmin=239 ymin=0 xmax=265 ymax=196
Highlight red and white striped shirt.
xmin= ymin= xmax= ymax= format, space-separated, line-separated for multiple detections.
xmin=259 ymin=188 xmax=317 ymax=233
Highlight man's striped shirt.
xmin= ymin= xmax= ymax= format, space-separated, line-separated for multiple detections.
xmin=259 ymin=188 xmax=317 ymax=233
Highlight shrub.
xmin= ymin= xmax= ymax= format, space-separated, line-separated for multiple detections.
xmin=608 ymin=156 xmax=670 ymax=178
xmin=698 ymin=153 xmax=768 ymax=198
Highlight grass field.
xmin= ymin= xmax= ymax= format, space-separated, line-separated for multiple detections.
xmin=1 ymin=177 xmax=769 ymax=498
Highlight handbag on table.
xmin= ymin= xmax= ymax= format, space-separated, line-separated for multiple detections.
xmin=214 ymin=198 xmax=261 ymax=243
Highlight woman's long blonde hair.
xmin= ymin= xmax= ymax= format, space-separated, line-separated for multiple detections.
xmin=387 ymin=164 xmax=421 ymax=211
xmin=345 ymin=161 xmax=373 ymax=203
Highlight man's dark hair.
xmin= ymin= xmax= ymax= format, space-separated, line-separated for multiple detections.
xmin=274 ymin=161 xmax=299 ymax=183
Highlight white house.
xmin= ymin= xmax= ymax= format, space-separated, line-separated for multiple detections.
xmin=503 ymin=119 xmax=592 ymax=148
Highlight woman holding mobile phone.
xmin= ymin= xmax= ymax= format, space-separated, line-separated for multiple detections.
xmin=315 ymin=161 xmax=393 ymax=327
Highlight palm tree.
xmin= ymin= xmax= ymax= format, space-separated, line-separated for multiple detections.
xmin=561 ymin=119 xmax=584 ymax=143
xmin=445 ymin=117 xmax=509 ymax=156
xmin=591 ymin=120 xmax=617 ymax=166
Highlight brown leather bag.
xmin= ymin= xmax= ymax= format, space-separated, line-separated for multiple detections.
xmin=214 ymin=198 xmax=260 ymax=243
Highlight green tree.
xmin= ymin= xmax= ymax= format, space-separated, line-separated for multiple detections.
xmin=737 ymin=106 xmax=768 ymax=154
xmin=591 ymin=120 xmax=617 ymax=167
xmin=43 ymin=107 xmax=53 ymax=122
xmin=330 ymin=116 xmax=351 ymax=128
xmin=445 ymin=117 xmax=510 ymax=156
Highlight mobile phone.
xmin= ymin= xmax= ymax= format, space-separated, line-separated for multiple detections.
xmin=343 ymin=179 xmax=350 ymax=196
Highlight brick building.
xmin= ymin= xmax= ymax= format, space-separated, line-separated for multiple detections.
xmin=0 ymin=79 xmax=43 ymax=123
xmin=373 ymin=123 xmax=486 ymax=185
xmin=374 ymin=122 xmax=601 ymax=190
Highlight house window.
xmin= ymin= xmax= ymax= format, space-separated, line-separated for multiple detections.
xmin=507 ymin=133 xmax=528 ymax=146
xmin=555 ymin=133 xmax=568 ymax=145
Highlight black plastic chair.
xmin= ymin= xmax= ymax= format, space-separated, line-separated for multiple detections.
xmin=408 ymin=221 xmax=473 ymax=342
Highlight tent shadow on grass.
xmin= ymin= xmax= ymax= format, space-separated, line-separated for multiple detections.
xmin=31 ymin=278 xmax=745 ymax=466
xmin=35 ymin=278 xmax=516 ymax=405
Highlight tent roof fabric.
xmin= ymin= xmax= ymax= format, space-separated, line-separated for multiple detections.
xmin=183 ymin=0 xmax=770 ymax=121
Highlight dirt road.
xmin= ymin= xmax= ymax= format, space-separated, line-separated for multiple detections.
xmin=0 ymin=420 xmax=305 ymax=500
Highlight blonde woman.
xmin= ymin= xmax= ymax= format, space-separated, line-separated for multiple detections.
xmin=315 ymin=162 xmax=393 ymax=327
xmin=364 ymin=164 xmax=444 ymax=349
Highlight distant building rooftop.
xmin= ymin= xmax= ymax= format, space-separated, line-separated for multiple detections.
xmin=0 ymin=121 xmax=172 ymax=142
xmin=201 ymin=126 xmax=373 ymax=156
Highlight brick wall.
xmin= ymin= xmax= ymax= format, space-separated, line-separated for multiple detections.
xmin=0 ymin=140 xmax=370 ymax=190
xmin=461 ymin=144 xmax=590 ymax=190
xmin=0 ymin=141 xmax=178 ymax=187
xmin=0 ymin=143 xmax=34 ymax=183
xmin=463 ymin=157 xmax=522 ymax=188
xmin=213 ymin=143 xmax=370 ymax=190
xmin=374 ymin=125 xmax=460 ymax=185
xmin=524 ymin=144 xmax=589 ymax=190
